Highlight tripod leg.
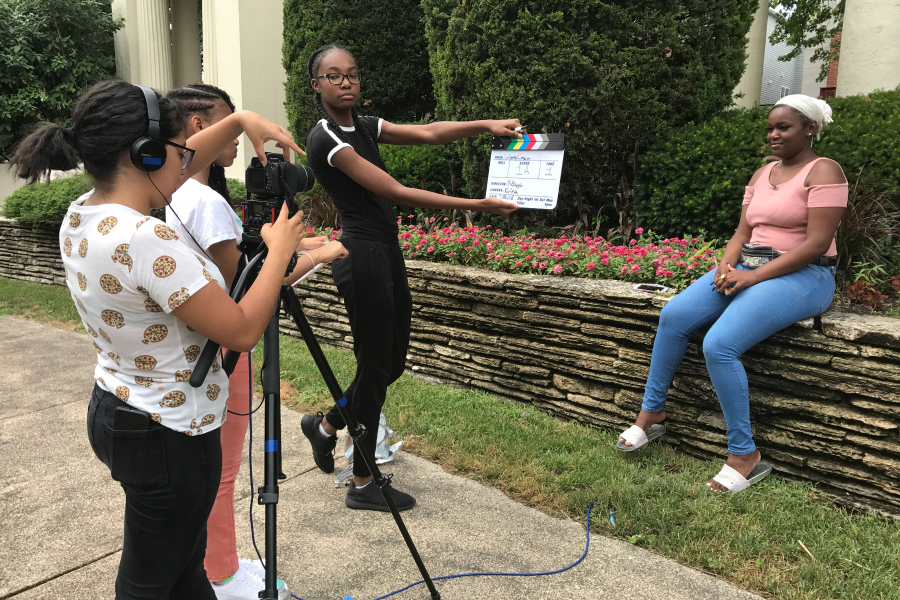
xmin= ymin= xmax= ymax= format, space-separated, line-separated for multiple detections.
xmin=259 ymin=310 xmax=282 ymax=600
xmin=281 ymin=286 xmax=441 ymax=600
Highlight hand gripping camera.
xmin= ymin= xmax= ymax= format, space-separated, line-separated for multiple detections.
xmin=241 ymin=152 xmax=316 ymax=240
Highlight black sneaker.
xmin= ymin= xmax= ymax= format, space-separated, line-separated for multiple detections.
xmin=346 ymin=480 xmax=416 ymax=512
xmin=301 ymin=412 xmax=337 ymax=474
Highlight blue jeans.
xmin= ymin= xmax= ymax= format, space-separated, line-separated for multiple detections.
xmin=641 ymin=264 xmax=836 ymax=455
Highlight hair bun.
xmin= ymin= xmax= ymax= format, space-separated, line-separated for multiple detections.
xmin=62 ymin=126 xmax=77 ymax=146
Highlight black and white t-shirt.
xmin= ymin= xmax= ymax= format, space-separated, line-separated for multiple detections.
xmin=306 ymin=117 xmax=399 ymax=244
xmin=59 ymin=199 xmax=230 ymax=434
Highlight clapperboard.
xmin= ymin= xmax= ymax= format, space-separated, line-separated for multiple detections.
xmin=485 ymin=133 xmax=566 ymax=210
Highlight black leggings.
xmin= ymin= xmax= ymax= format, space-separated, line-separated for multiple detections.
xmin=325 ymin=237 xmax=412 ymax=477
xmin=87 ymin=385 xmax=222 ymax=599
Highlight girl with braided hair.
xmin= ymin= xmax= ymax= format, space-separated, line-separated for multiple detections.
xmin=301 ymin=44 xmax=521 ymax=512
xmin=166 ymin=83 xmax=344 ymax=600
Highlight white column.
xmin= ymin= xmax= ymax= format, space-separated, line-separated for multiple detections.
xmin=837 ymin=0 xmax=900 ymax=96
xmin=212 ymin=0 xmax=289 ymax=179
xmin=171 ymin=0 xmax=202 ymax=87
xmin=733 ymin=0 xmax=769 ymax=108
xmin=111 ymin=0 xmax=140 ymax=83
xmin=136 ymin=0 xmax=173 ymax=92
xmin=201 ymin=0 xmax=218 ymax=86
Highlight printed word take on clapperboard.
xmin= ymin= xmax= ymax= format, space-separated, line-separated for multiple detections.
xmin=486 ymin=133 xmax=566 ymax=210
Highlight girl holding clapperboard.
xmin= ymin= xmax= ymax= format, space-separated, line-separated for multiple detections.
xmin=302 ymin=43 xmax=520 ymax=511
xmin=165 ymin=84 xmax=346 ymax=600
xmin=10 ymin=80 xmax=312 ymax=599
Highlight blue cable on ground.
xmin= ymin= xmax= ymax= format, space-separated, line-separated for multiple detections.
xmin=243 ymin=354 xmax=597 ymax=600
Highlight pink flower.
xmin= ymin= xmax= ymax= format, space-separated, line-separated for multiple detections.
xmin=532 ymin=260 xmax=539 ymax=269
xmin=465 ymin=246 xmax=472 ymax=251
xmin=677 ymin=261 xmax=686 ymax=268
xmin=515 ymin=261 xmax=522 ymax=267
xmin=600 ymin=258 xmax=609 ymax=266
xmin=473 ymin=240 xmax=481 ymax=246
xmin=631 ymin=264 xmax=641 ymax=274
xmin=539 ymin=262 xmax=547 ymax=270
xmin=629 ymin=239 xmax=637 ymax=246
xmin=495 ymin=255 xmax=502 ymax=261
xmin=635 ymin=227 xmax=644 ymax=234
xmin=448 ymin=252 xmax=454 ymax=257
xmin=403 ymin=241 xmax=410 ymax=249
xmin=626 ymin=256 xmax=635 ymax=263
xmin=427 ymin=246 xmax=434 ymax=254
xmin=586 ymin=262 xmax=596 ymax=271
xmin=552 ymin=265 xmax=563 ymax=275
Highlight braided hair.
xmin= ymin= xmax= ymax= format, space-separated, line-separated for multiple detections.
xmin=307 ymin=44 xmax=387 ymax=172
xmin=166 ymin=83 xmax=237 ymax=201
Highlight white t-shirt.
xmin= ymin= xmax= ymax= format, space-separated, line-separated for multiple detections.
xmin=60 ymin=198 xmax=230 ymax=435
xmin=167 ymin=178 xmax=243 ymax=254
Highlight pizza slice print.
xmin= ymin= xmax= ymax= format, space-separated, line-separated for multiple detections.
xmin=115 ymin=386 xmax=130 ymax=401
xmin=168 ymin=288 xmax=190 ymax=310
xmin=152 ymin=256 xmax=176 ymax=278
xmin=99 ymin=274 xmax=122 ymax=294
xmin=159 ymin=391 xmax=186 ymax=407
xmin=135 ymin=355 xmax=158 ymax=370
xmin=206 ymin=384 xmax=221 ymax=401
xmin=63 ymin=238 xmax=72 ymax=257
xmin=142 ymin=324 xmax=168 ymax=344
xmin=101 ymin=309 xmax=125 ymax=329
xmin=184 ymin=345 xmax=201 ymax=362
xmin=97 ymin=216 xmax=118 ymax=235
xmin=111 ymin=244 xmax=133 ymax=272
xmin=154 ymin=224 xmax=179 ymax=240
xmin=135 ymin=376 xmax=153 ymax=387
xmin=69 ymin=213 xmax=81 ymax=228
xmin=78 ymin=239 xmax=88 ymax=258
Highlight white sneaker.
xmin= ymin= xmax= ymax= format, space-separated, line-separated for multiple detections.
xmin=212 ymin=565 xmax=289 ymax=600
xmin=236 ymin=559 xmax=291 ymax=600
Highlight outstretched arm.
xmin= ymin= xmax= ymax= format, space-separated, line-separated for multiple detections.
xmin=331 ymin=146 xmax=517 ymax=216
xmin=379 ymin=119 xmax=524 ymax=146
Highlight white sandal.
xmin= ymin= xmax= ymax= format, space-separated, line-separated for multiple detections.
xmin=708 ymin=460 xmax=772 ymax=493
xmin=616 ymin=423 xmax=666 ymax=452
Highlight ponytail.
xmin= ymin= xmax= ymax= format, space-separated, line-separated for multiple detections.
xmin=10 ymin=124 xmax=80 ymax=183
xmin=9 ymin=80 xmax=182 ymax=190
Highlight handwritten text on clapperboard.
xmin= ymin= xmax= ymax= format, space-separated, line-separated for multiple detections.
xmin=486 ymin=143 xmax=565 ymax=210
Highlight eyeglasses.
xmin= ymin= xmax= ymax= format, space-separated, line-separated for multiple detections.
xmin=316 ymin=72 xmax=361 ymax=85
xmin=162 ymin=140 xmax=195 ymax=170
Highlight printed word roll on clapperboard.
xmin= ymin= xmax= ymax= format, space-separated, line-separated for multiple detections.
xmin=486 ymin=133 xmax=566 ymax=210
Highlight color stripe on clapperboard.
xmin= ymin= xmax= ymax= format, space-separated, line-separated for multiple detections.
xmin=491 ymin=133 xmax=565 ymax=151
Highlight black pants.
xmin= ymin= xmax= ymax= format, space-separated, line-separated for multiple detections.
xmin=326 ymin=237 xmax=413 ymax=477
xmin=87 ymin=385 xmax=222 ymax=599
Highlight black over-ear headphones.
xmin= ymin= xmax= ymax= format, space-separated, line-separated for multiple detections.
xmin=130 ymin=85 xmax=168 ymax=172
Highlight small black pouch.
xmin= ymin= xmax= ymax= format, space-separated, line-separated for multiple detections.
xmin=740 ymin=243 xmax=781 ymax=268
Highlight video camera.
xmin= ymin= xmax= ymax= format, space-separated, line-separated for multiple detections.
xmin=241 ymin=152 xmax=315 ymax=237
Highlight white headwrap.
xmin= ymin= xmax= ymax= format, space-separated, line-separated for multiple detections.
xmin=774 ymin=94 xmax=833 ymax=139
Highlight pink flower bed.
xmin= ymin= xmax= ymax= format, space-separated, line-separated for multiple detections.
xmin=312 ymin=220 xmax=721 ymax=291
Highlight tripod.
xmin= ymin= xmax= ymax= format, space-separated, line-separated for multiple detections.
xmin=190 ymin=242 xmax=441 ymax=600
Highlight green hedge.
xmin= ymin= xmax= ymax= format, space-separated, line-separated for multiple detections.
xmin=0 ymin=0 xmax=121 ymax=159
xmin=283 ymin=0 xmax=435 ymax=145
xmin=636 ymin=88 xmax=900 ymax=241
xmin=421 ymin=0 xmax=757 ymax=227
xmin=3 ymin=173 xmax=92 ymax=227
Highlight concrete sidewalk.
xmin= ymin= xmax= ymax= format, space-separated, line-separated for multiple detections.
xmin=0 ymin=316 xmax=762 ymax=600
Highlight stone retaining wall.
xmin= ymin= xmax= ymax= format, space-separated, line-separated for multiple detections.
xmin=3 ymin=217 xmax=900 ymax=516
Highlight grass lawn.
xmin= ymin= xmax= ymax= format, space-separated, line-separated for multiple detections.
xmin=3 ymin=276 xmax=899 ymax=600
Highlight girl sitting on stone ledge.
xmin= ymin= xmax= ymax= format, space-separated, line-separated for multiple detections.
xmin=617 ymin=95 xmax=848 ymax=493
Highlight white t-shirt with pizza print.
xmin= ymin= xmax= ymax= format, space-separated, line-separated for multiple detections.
xmin=59 ymin=197 xmax=231 ymax=435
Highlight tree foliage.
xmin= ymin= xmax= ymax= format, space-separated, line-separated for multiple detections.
xmin=282 ymin=0 xmax=435 ymax=142
xmin=0 ymin=0 xmax=122 ymax=160
xmin=421 ymin=0 xmax=757 ymax=232
xmin=769 ymin=0 xmax=844 ymax=82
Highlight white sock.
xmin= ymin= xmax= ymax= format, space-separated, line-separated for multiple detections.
xmin=318 ymin=423 xmax=329 ymax=438
xmin=355 ymin=481 xmax=372 ymax=489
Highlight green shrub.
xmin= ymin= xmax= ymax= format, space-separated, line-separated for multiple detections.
xmin=380 ymin=133 xmax=458 ymax=196
xmin=226 ymin=178 xmax=247 ymax=205
xmin=3 ymin=173 xmax=92 ymax=227
xmin=636 ymin=108 xmax=771 ymax=241
xmin=815 ymin=89 xmax=900 ymax=199
xmin=283 ymin=0 xmax=435 ymax=143
xmin=422 ymin=0 xmax=757 ymax=228
xmin=636 ymin=88 xmax=900 ymax=242
xmin=0 ymin=0 xmax=122 ymax=159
